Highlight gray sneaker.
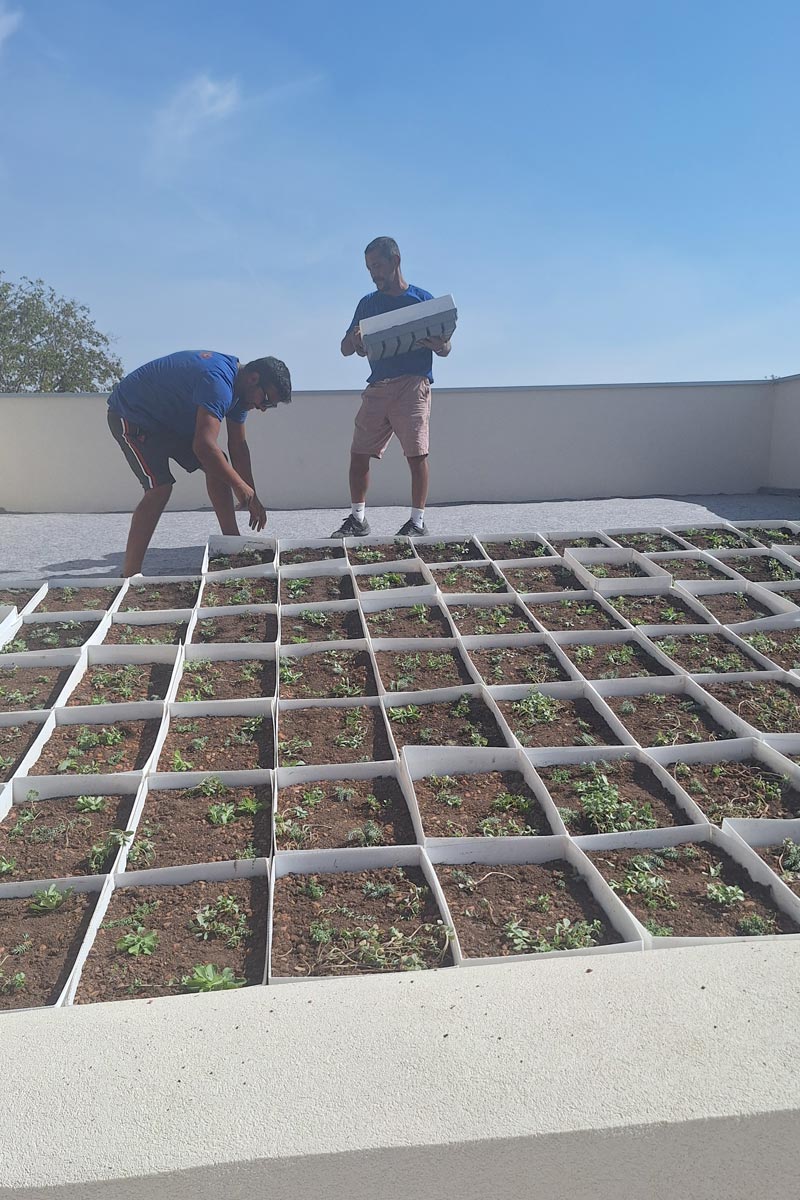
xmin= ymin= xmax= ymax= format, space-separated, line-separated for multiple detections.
xmin=395 ymin=518 xmax=429 ymax=537
xmin=330 ymin=514 xmax=371 ymax=538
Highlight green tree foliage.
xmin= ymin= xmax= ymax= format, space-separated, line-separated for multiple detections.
xmin=0 ymin=272 xmax=123 ymax=392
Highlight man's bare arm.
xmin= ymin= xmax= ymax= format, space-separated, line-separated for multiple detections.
xmin=341 ymin=326 xmax=367 ymax=357
xmin=226 ymin=419 xmax=256 ymax=489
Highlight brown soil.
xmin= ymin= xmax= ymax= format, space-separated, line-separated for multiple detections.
xmin=158 ymin=714 xmax=273 ymax=773
xmin=415 ymin=540 xmax=483 ymax=563
xmin=75 ymin=878 xmax=269 ymax=1003
xmin=655 ymin=557 xmax=733 ymax=581
xmin=413 ymin=769 xmax=551 ymax=837
xmin=547 ymin=536 xmax=609 ymax=556
xmin=38 ymin=586 xmax=120 ymax=613
xmin=500 ymin=564 xmax=581 ymax=593
xmin=281 ymin=575 xmax=355 ymax=603
xmin=208 ymin=547 xmax=275 ymax=569
xmin=283 ymin=607 xmax=366 ymax=643
xmin=650 ymin=632 xmax=764 ymax=674
xmin=129 ymin=781 xmax=272 ymax=869
xmin=560 ymin=640 xmax=670 ymax=680
xmin=104 ymin=621 xmax=188 ymax=645
xmin=668 ymin=759 xmax=800 ymax=822
xmin=201 ymin=577 xmax=277 ymax=606
xmin=278 ymin=704 xmax=392 ymax=766
xmin=527 ymin=598 xmax=624 ymax=632
xmin=591 ymin=562 xmax=653 ymax=580
xmin=271 ymin=867 xmax=453 ymax=977
xmin=355 ymin=571 xmax=427 ymax=593
xmin=467 ymin=643 xmax=569 ymax=686
xmin=675 ymin=528 xmax=757 ymax=551
xmin=0 ymin=664 xmax=73 ymax=712
xmin=366 ymin=604 xmax=454 ymax=639
xmin=607 ymin=593 xmax=710 ymax=627
xmin=754 ymin=842 xmax=800 ymax=897
xmin=497 ymin=693 xmax=620 ymax=748
xmin=67 ymin=662 xmax=174 ymax=706
xmin=700 ymin=679 xmax=800 ymax=733
xmin=445 ymin=603 xmax=536 ymax=637
xmin=347 ymin=542 xmax=416 ymax=565
xmin=0 ymin=792 xmax=134 ymax=880
xmin=192 ymin=612 xmax=278 ymax=644
xmin=692 ymin=591 xmax=775 ymax=624
xmin=279 ymin=649 xmax=377 ymax=699
xmin=0 ymin=587 xmax=41 ymax=610
xmin=5 ymin=620 xmax=100 ymax=652
xmin=375 ymin=647 xmax=473 ymax=692
xmin=430 ymin=565 xmax=506 ymax=593
xmin=276 ymin=776 xmax=414 ymax=849
xmin=0 ymin=888 xmax=97 ymax=1010
xmin=120 ymin=581 xmax=200 ymax=611
xmin=281 ymin=545 xmax=346 ymax=565
xmin=740 ymin=628 xmax=800 ymax=671
xmin=588 ymin=843 xmax=798 ymax=937
xmin=603 ymin=691 xmax=735 ymax=746
xmin=480 ymin=539 xmax=550 ymax=560
xmin=738 ymin=526 xmax=798 ymax=548
xmin=0 ymin=722 xmax=45 ymax=781
xmin=387 ymin=694 xmax=508 ymax=749
xmin=33 ymin=719 xmax=162 ymax=775
xmin=537 ymin=759 xmax=687 ymax=834
xmin=176 ymin=658 xmax=275 ymax=702
xmin=610 ymin=532 xmax=685 ymax=553
xmin=437 ymin=862 xmax=621 ymax=957
xmin=716 ymin=554 xmax=800 ymax=583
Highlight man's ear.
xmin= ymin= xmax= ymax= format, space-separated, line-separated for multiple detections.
xmin=246 ymin=371 xmax=261 ymax=386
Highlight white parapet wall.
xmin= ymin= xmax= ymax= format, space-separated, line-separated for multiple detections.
xmin=0 ymin=376 xmax=789 ymax=513
xmin=1 ymin=940 xmax=798 ymax=1199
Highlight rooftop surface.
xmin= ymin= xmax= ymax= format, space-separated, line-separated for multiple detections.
xmin=3 ymin=492 xmax=800 ymax=578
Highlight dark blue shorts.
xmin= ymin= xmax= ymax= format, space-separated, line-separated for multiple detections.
xmin=107 ymin=410 xmax=201 ymax=490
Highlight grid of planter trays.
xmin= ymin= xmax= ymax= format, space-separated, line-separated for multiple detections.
xmin=2 ymin=519 xmax=800 ymax=1010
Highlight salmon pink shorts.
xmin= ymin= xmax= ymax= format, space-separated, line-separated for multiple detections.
xmin=350 ymin=375 xmax=431 ymax=459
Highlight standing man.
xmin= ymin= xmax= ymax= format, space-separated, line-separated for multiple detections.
xmin=107 ymin=349 xmax=291 ymax=575
xmin=330 ymin=236 xmax=453 ymax=538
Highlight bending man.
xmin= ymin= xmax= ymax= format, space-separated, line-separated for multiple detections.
xmin=107 ymin=349 xmax=291 ymax=575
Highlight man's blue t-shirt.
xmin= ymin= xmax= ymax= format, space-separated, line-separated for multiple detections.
xmin=348 ymin=285 xmax=434 ymax=384
xmin=107 ymin=351 xmax=246 ymax=440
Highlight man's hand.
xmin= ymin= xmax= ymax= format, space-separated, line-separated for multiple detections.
xmin=247 ymin=494 xmax=268 ymax=532
xmin=351 ymin=326 xmax=367 ymax=356
xmin=414 ymin=335 xmax=451 ymax=355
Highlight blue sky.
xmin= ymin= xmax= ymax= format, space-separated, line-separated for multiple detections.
xmin=1 ymin=0 xmax=799 ymax=388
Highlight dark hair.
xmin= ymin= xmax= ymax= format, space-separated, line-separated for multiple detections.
xmin=243 ymin=356 xmax=292 ymax=404
xmin=364 ymin=236 xmax=400 ymax=261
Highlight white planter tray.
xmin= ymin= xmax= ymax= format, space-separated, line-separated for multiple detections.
xmin=359 ymin=294 xmax=457 ymax=361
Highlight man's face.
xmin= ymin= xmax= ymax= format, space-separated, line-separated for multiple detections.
xmin=242 ymin=373 xmax=280 ymax=411
xmin=365 ymin=250 xmax=397 ymax=291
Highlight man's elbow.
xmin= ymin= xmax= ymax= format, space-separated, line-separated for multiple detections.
xmin=340 ymin=339 xmax=353 ymax=357
xmin=192 ymin=438 xmax=216 ymax=465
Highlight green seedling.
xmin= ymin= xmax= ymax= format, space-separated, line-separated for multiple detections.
xmin=370 ymin=572 xmax=407 ymax=590
xmin=0 ymin=855 xmax=16 ymax=876
xmin=736 ymin=914 xmax=776 ymax=936
xmin=279 ymin=661 xmax=304 ymax=686
xmin=116 ymin=926 xmax=159 ymax=957
xmin=706 ymin=880 xmax=745 ymax=906
xmin=503 ymin=916 xmax=602 ymax=954
xmin=191 ymin=776 xmax=229 ymax=799
xmin=286 ymin=578 xmax=311 ymax=600
xmin=409 ymin=604 xmax=429 ymax=623
xmin=347 ymin=820 xmax=384 ymax=847
xmin=0 ymin=957 xmax=26 ymax=995
xmin=190 ymin=894 xmax=250 ymax=948
xmin=75 ymin=795 xmax=107 ymax=813
xmin=363 ymin=881 xmax=395 ymax=899
xmin=207 ymin=802 xmax=237 ymax=826
xmin=181 ymin=963 xmax=246 ymax=992
xmin=88 ymin=828 xmax=133 ymax=872
xmin=301 ymin=876 xmax=325 ymax=899
xmin=298 ymin=609 xmax=329 ymax=627
xmin=332 ymin=785 xmax=355 ymax=803
xmin=573 ymin=771 xmax=656 ymax=834
xmin=29 ymin=884 xmax=73 ymax=914
xmin=389 ymin=704 xmax=421 ymax=724
xmin=278 ymin=736 xmax=312 ymax=765
xmin=611 ymin=857 xmax=676 ymax=911
xmin=172 ymin=749 xmax=194 ymax=772
xmin=512 ymin=691 xmax=560 ymax=725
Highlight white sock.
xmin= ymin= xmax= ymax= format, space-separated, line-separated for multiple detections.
xmin=411 ymin=507 xmax=425 ymax=528
xmin=351 ymin=502 xmax=366 ymax=522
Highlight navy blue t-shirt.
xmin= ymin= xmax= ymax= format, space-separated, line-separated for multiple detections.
xmin=107 ymin=351 xmax=246 ymax=440
xmin=348 ymin=285 xmax=434 ymax=383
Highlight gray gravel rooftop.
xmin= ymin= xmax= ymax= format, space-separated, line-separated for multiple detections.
xmin=2 ymin=493 xmax=800 ymax=579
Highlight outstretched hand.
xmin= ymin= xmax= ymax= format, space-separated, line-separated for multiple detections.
xmin=247 ymin=495 xmax=268 ymax=531
xmin=415 ymin=335 xmax=451 ymax=354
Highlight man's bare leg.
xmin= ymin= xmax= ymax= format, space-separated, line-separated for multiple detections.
xmin=123 ymin=484 xmax=172 ymax=577
xmin=206 ymin=472 xmax=240 ymax=536
xmin=349 ymin=452 xmax=371 ymax=503
xmin=408 ymin=454 xmax=429 ymax=510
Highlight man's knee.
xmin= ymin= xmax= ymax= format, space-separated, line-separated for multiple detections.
xmin=350 ymin=452 xmax=371 ymax=471
xmin=407 ymin=453 xmax=429 ymax=467
xmin=140 ymin=483 xmax=172 ymax=507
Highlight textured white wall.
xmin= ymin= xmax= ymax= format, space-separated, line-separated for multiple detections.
xmin=0 ymin=380 xmax=774 ymax=513
xmin=766 ymin=374 xmax=800 ymax=489
xmin=1 ymin=941 xmax=798 ymax=1198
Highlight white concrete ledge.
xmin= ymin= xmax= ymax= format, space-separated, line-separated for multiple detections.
xmin=2 ymin=940 xmax=798 ymax=1198
xmin=2 ymin=375 xmax=798 ymax=512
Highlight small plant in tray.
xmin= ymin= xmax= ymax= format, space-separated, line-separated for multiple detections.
xmin=537 ymin=759 xmax=684 ymax=834
xmin=654 ymin=556 xmax=732 ymax=581
xmin=192 ymin=612 xmax=277 ymax=644
xmin=528 ymin=598 xmax=623 ymax=632
xmin=67 ymin=662 xmax=174 ymax=705
xmin=480 ymin=538 xmax=550 ymax=560
xmin=208 ymin=546 xmax=274 ymax=570
xmin=467 ymin=643 xmax=568 ymax=685
xmin=500 ymin=564 xmax=580 ymax=593
xmin=121 ymin=581 xmax=199 ymax=611
xmin=387 ymin=693 xmax=507 ymax=749
xmin=651 ymin=632 xmax=763 ymax=674
xmin=445 ymin=602 xmax=535 ymax=636
xmin=278 ymin=649 xmax=376 ymax=699
xmin=0 ymin=722 xmax=48 ymax=781
xmin=159 ymin=714 xmax=273 ymax=772
xmin=754 ymin=838 xmax=800 ymax=897
xmin=0 ymin=885 xmax=96 ymax=1010
xmin=280 ymin=575 xmax=354 ymax=603
xmin=415 ymin=540 xmax=479 ymax=564
xmin=497 ymin=689 xmax=619 ymax=749
xmin=740 ymin=629 xmax=800 ymax=671
xmin=413 ymin=770 xmax=550 ymax=837
xmin=610 ymin=532 xmax=684 ymax=554
xmin=699 ymin=679 xmax=800 ymax=733
xmin=431 ymin=565 xmax=505 ymax=593
xmin=348 ymin=541 xmax=415 ymax=565
xmin=277 ymin=704 xmax=392 ymax=766
xmin=669 ymin=759 xmax=800 ymax=822
xmin=607 ymin=593 xmax=708 ymax=627
xmin=39 ymin=584 xmax=119 ymax=612
xmin=176 ymin=658 xmax=275 ymax=702
xmin=281 ymin=545 xmax=346 ymax=566
xmin=676 ymin=528 xmax=757 ymax=551
xmin=356 ymin=570 xmax=426 ymax=592
xmin=719 ymin=554 xmax=800 ymax=583
xmin=201 ymin=577 xmax=277 ymax=607
xmin=560 ymin=639 xmax=667 ymax=680
xmin=374 ymin=648 xmax=472 ymax=692
xmin=4 ymin=620 xmax=100 ymax=653
xmin=365 ymin=603 xmax=453 ymax=639
xmin=270 ymin=866 xmax=453 ymax=977
xmin=604 ymin=691 xmax=734 ymax=746
xmin=693 ymin=590 xmax=774 ymax=624
xmin=0 ymin=788 xmax=135 ymax=879
xmin=437 ymin=861 xmax=620 ymax=957
xmin=128 ymin=777 xmax=271 ymax=868
xmin=275 ymin=776 xmax=414 ymax=849
xmin=283 ymin=607 xmax=364 ymax=644
xmin=0 ymin=664 xmax=73 ymax=712
xmin=33 ymin=720 xmax=161 ymax=775
xmin=103 ymin=621 xmax=188 ymax=646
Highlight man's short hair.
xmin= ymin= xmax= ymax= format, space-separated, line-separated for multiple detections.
xmin=243 ymin=356 xmax=292 ymax=404
xmin=364 ymin=236 xmax=400 ymax=261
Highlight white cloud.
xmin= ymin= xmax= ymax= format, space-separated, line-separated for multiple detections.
xmin=0 ymin=4 xmax=22 ymax=54
xmin=149 ymin=74 xmax=240 ymax=173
